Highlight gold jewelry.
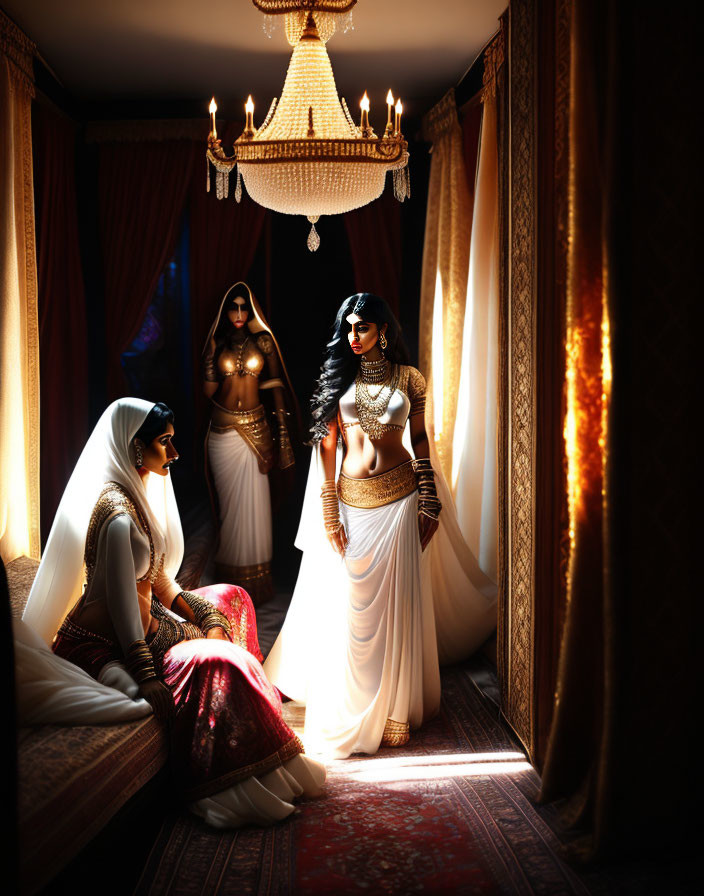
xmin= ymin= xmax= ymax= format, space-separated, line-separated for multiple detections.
xmin=359 ymin=356 xmax=389 ymax=384
xmin=381 ymin=718 xmax=410 ymax=747
xmin=355 ymin=363 xmax=400 ymax=439
xmin=411 ymin=457 xmax=442 ymax=520
xmin=338 ymin=462 xmax=416 ymax=509
xmin=275 ymin=408 xmax=295 ymax=469
xmin=134 ymin=441 xmax=144 ymax=468
xmin=321 ymin=479 xmax=342 ymax=535
xmin=379 ymin=332 xmax=388 ymax=351
xmin=176 ymin=590 xmax=232 ymax=636
xmin=125 ymin=639 xmax=158 ymax=684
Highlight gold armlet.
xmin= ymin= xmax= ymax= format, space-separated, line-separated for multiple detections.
xmin=321 ymin=480 xmax=341 ymax=535
xmin=125 ymin=639 xmax=158 ymax=683
xmin=202 ymin=357 xmax=218 ymax=382
xmin=260 ymin=377 xmax=285 ymax=391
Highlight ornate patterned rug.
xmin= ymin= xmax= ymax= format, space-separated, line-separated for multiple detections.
xmin=135 ymin=664 xmax=689 ymax=895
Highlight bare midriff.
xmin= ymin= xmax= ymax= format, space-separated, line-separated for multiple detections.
xmin=211 ymin=377 xmax=261 ymax=426
xmin=341 ymin=426 xmax=412 ymax=478
xmin=69 ymin=580 xmax=156 ymax=640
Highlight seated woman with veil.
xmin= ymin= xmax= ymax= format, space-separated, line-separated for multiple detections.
xmin=22 ymin=398 xmax=325 ymax=828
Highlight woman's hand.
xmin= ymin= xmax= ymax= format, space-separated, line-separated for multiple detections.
xmin=418 ymin=513 xmax=439 ymax=551
xmin=327 ymin=524 xmax=348 ymax=556
xmin=206 ymin=627 xmax=228 ymax=641
xmin=139 ymin=679 xmax=175 ymax=723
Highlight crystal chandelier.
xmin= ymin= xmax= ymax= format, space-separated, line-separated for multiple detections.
xmin=206 ymin=0 xmax=410 ymax=251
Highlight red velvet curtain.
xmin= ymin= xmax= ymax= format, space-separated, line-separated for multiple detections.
xmin=99 ymin=140 xmax=196 ymax=399
xmin=344 ymin=189 xmax=402 ymax=319
xmin=189 ymin=123 xmax=267 ymax=431
xmin=33 ymin=101 xmax=89 ymax=542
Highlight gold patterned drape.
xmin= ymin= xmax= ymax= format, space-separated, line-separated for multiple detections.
xmin=419 ymin=88 xmax=472 ymax=484
xmin=0 ymin=12 xmax=39 ymax=562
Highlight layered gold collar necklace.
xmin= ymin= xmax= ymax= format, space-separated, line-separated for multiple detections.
xmin=355 ymin=357 xmax=399 ymax=438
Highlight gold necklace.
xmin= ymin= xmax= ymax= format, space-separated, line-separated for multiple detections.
xmin=360 ymin=356 xmax=389 ymax=384
xmin=355 ymin=363 xmax=400 ymax=438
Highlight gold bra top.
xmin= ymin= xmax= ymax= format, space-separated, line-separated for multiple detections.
xmin=216 ymin=333 xmax=274 ymax=379
xmin=84 ymin=482 xmax=164 ymax=587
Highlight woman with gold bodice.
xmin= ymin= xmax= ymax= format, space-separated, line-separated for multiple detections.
xmin=202 ymin=282 xmax=296 ymax=602
xmin=22 ymin=398 xmax=325 ymax=827
xmin=265 ymin=294 xmax=497 ymax=758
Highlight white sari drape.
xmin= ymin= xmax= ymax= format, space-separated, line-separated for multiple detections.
xmin=208 ymin=428 xmax=272 ymax=568
xmin=264 ymin=436 xmax=497 ymax=759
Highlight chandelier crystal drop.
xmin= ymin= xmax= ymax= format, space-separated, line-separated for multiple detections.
xmin=207 ymin=0 xmax=409 ymax=250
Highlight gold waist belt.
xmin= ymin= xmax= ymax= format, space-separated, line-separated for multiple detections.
xmin=338 ymin=461 xmax=416 ymax=509
xmin=210 ymin=403 xmax=268 ymax=431
xmin=210 ymin=403 xmax=274 ymax=473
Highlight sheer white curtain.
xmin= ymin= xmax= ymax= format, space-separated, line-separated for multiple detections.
xmin=0 ymin=14 xmax=40 ymax=563
xmin=452 ymin=90 xmax=499 ymax=583
xmin=419 ymin=89 xmax=472 ymax=486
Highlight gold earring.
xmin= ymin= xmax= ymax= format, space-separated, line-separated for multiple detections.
xmin=379 ymin=332 xmax=388 ymax=351
xmin=134 ymin=441 xmax=143 ymax=468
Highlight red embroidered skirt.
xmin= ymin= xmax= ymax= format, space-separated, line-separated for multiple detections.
xmin=53 ymin=584 xmax=302 ymax=800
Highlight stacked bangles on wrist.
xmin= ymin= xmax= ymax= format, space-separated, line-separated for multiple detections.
xmin=321 ymin=479 xmax=342 ymax=535
xmin=411 ymin=457 xmax=442 ymax=521
xmin=125 ymin=639 xmax=158 ymax=683
xmin=177 ymin=590 xmax=232 ymax=636
xmin=275 ymin=408 xmax=295 ymax=469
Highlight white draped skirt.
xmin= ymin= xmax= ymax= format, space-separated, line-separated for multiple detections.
xmin=264 ymin=446 xmax=497 ymax=759
xmin=208 ymin=428 xmax=272 ymax=568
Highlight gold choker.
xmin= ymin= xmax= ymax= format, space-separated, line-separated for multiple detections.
xmin=359 ymin=357 xmax=389 ymax=384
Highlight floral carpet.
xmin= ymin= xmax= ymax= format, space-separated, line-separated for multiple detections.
xmin=134 ymin=662 xmax=692 ymax=895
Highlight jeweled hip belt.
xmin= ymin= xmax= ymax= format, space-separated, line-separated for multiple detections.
xmin=338 ymin=461 xmax=416 ymax=509
xmin=211 ymin=402 xmax=267 ymax=432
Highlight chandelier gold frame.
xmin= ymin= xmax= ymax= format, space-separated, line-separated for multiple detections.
xmin=206 ymin=0 xmax=409 ymax=250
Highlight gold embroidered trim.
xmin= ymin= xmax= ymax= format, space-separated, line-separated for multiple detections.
xmin=338 ymin=461 xmax=416 ymax=509
xmin=84 ymin=482 xmax=160 ymax=586
xmin=381 ymin=718 xmax=410 ymax=747
xmin=186 ymin=734 xmax=305 ymax=801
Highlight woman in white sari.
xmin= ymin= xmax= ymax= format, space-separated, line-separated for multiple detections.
xmin=22 ymin=397 xmax=324 ymax=827
xmin=264 ymin=294 xmax=497 ymax=759
xmin=201 ymin=282 xmax=298 ymax=603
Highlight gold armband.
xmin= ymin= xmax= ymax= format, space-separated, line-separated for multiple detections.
xmin=177 ymin=590 xmax=232 ymax=636
xmin=260 ymin=377 xmax=285 ymax=391
xmin=202 ymin=355 xmax=218 ymax=383
xmin=125 ymin=639 xmax=158 ymax=684
xmin=411 ymin=457 xmax=442 ymax=521
xmin=321 ymin=479 xmax=342 ymax=535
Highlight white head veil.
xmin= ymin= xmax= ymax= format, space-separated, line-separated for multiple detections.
xmin=23 ymin=398 xmax=184 ymax=646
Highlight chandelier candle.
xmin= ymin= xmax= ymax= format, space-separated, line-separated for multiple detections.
xmin=206 ymin=0 xmax=410 ymax=250
xmin=394 ymin=99 xmax=403 ymax=136
xmin=384 ymin=90 xmax=394 ymax=137
xmin=209 ymin=97 xmax=217 ymax=140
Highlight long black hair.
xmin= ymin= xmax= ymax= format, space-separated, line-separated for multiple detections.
xmin=309 ymin=293 xmax=409 ymax=442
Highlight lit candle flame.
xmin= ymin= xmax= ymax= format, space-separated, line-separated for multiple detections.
xmin=209 ymin=97 xmax=217 ymax=115
xmin=360 ymin=91 xmax=370 ymax=112
xmin=386 ymin=89 xmax=394 ymax=106
xmin=395 ymin=99 xmax=403 ymax=115
xmin=245 ymin=95 xmax=254 ymax=114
